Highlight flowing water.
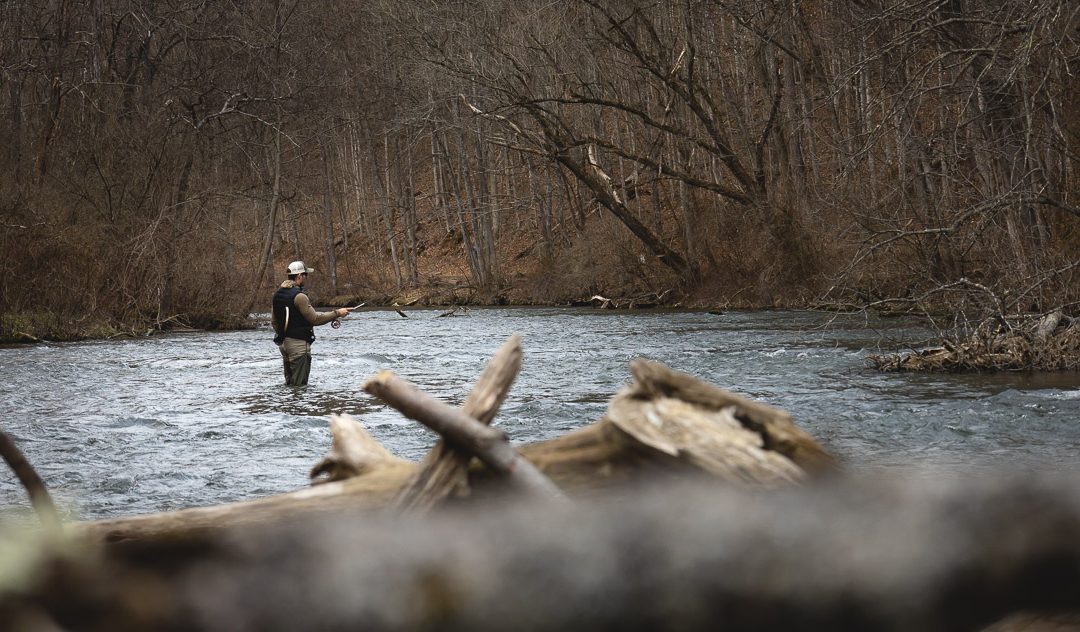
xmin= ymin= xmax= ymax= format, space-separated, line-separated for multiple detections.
xmin=1 ymin=308 xmax=1078 ymax=523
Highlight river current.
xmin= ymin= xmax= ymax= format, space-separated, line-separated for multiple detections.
xmin=1 ymin=308 xmax=1078 ymax=523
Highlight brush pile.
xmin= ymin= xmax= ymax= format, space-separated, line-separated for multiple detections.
xmin=870 ymin=311 xmax=1079 ymax=372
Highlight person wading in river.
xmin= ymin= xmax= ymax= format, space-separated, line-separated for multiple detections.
xmin=272 ymin=261 xmax=350 ymax=386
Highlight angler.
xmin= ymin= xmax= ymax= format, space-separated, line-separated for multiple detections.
xmin=271 ymin=261 xmax=353 ymax=386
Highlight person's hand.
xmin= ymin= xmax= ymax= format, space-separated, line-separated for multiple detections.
xmin=336 ymin=308 xmax=349 ymax=317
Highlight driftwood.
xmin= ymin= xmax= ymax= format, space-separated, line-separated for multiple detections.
xmin=619 ymin=359 xmax=836 ymax=477
xmin=870 ymin=312 xmax=1079 ymax=372
xmin=72 ymin=337 xmax=831 ymax=543
xmin=8 ymin=474 xmax=1080 ymax=631
xmin=582 ymin=289 xmax=672 ymax=309
xmin=1034 ymin=310 xmax=1065 ymax=341
xmin=78 ymin=459 xmax=416 ymax=543
xmin=392 ymin=334 xmax=523 ymax=513
xmin=362 ymin=370 xmax=564 ymax=501
xmin=310 ymin=414 xmax=409 ymax=483
xmin=13 ymin=331 xmax=41 ymax=343
xmin=513 ymin=359 xmax=837 ymax=495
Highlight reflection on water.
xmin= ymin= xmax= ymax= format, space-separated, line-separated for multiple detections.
xmin=0 ymin=308 xmax=1078 ymax=522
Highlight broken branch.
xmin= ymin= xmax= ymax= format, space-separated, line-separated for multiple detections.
xmin=363 ymin=369 xmax=563 ymax=501
xmin=0 ymin=428 xmax=60 ymax=532
xmin=394 ymin=334 xmax=524 ymax=512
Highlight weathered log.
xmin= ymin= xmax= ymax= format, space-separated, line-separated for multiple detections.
xmin=362 ymin=369 xmax=564 ymax=501
xmin=510 ymin=361 xmax=837 ymax=494
xmin=73 ymin=359 xmax=833 ymax=543
xmin=15 ymin=474 xmax=1080 ymax=631
xmin=1034 ymin=310 xmax=1064 ymax=342
xmin=621 ymin=359 xmax=838 ymax=476
xmin=13 ymin=331 xmax=41 ymax=343
xmin=77 ymin=458 xmax=416 ymax=543
xmin=590 ymin=294 xmax=613 ymax=308
xmin=310 ymin=414 xmax=409 ymax=484
xmin=393 ymin=334 xmax=523 ymax=513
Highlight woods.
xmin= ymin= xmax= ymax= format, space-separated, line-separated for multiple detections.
xmin=1 ymin=0 xmax=1078 ymax=351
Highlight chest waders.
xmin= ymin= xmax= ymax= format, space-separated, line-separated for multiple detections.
xmin=274 ymin=291 xmax=313 ymax=387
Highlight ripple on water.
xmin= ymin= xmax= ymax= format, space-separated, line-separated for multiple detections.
xmin=108 ymin=416 xmax=173 ymax=430
xmin=234 ymin=390 xmax=383 ymax=418
xmin=96 ymin=476 xmax=138 ymax=493
xmin=355 ymin=353 xmax=392 ymax=364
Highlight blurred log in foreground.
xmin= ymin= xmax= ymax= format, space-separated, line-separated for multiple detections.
xmin=76 ymin=338 xmax=835 ymax=543
xmin=6 ymin=474 xmax=1080 ymax=631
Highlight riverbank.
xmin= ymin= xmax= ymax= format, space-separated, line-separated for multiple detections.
xmin=0 ymin=310 xmax=253 ymax=345
xmin=7 ymin=289 xmax=1076 ymax=374
xmin=0 ymin=269 xmax=794 ymax=345
xmin=0 ymin=311 xmax=118 ymax=344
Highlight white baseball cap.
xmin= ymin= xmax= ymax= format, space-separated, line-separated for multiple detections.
xmin=287 ymin=261 xmax=315 ymax=275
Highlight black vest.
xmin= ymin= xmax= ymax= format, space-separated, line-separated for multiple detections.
xmin=272 ymin=286 xmax=315 ymax=344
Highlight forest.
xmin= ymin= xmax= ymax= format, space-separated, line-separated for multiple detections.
xmin=1 ymin=0 xmax=1078 ymax=362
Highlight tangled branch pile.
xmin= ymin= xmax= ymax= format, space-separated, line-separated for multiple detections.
xmin=870 ymin=311 xmax=1080 ymax=372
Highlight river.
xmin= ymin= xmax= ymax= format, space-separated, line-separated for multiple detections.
xmin=1 ymin=308 xmax=1078 ymax=523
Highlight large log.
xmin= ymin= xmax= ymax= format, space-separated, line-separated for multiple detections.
xmin=73 ymin=355 xmax=834 ymax=543
xmin=1033 ymin=310 xmax=1065 ymax=342
xmin=611 ymin=359 xmax=836 ymax=478
xmin=510 ymin=358 xmax=837 ymax=494
xmin=80 ymin=457 xmax=415 ymax=543
xmin=11 ymin=474 xmax=1080 ymax=631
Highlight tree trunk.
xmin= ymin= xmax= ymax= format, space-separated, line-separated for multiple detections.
xmin=320 ymin=136 xmax=339 ymax=296
xmin=243 ymin=122 xmax=284 ymax=317
xmin=554 ymin=147 xmax=699 ymax=283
